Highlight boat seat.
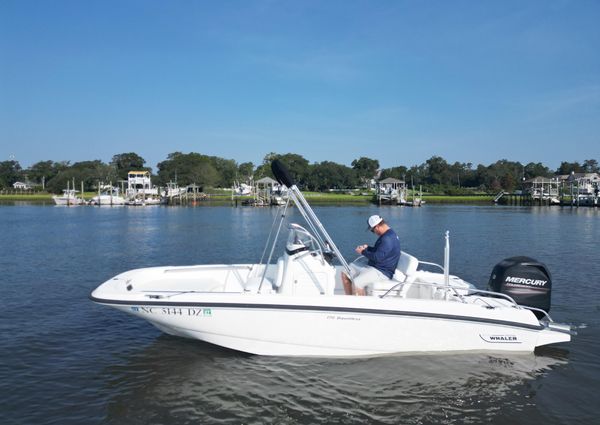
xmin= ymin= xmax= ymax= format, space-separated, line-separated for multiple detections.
xmin=370 ymin=252 xmax=420 ymax=297
xmin=371 ymin=273 xmax=406 ymax=297
xmin=397 ymin=251 xmax=419 ymax=277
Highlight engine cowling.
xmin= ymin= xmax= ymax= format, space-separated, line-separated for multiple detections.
xmin=488 ymin=256 xmax=551 ymax=318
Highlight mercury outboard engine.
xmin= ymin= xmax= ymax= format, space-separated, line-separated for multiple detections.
xmin=488 ymin=256 xmax=552 ymax=319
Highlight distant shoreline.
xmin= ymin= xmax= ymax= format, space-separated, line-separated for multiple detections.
xmin=0 ymin=193 xmax=494 ymax=205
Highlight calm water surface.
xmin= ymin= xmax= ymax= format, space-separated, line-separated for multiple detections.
xmin=1 ymin=204 xmax=599 ymax=424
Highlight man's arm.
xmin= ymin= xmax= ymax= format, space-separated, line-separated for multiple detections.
xmin=362 ymin=239 xmax=391 ymax=263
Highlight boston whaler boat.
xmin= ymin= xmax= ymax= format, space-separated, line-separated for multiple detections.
xmin=91 ymin=161 xmax=573 ymax=356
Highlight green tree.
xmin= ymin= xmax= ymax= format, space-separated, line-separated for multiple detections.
xmin=406 ymin=164 xmax=425 ymax=187
xmin=448 ymin=162 xmax=475 ymax=188
xmin=156 ymin=152 xmax=219 ymax=187
xmin=306 ymin=161 xmax=358 ymax=191
xmin=209 ymin=156 xmax=238 ymax=187
xmin=254 ymin=152 xmax=278 ymax=179
xmin=45 ymin=169 xmax=77 ymax=194
xmin=486 ymin=160 xmax=523 ymax=191
xmin=111 ymin=153 xmax=148 ymax=180
xmin=237 ymin=162 xmax=254 ymax=181
xmin=189 ymin=162 xmax=219 ymax=186
xmin=582 ymin=159 xmax=599 ymax=173
xmin=26 ymin=160 xmax=67 ymax=188
xmin=0 ymin=160 xmax=23 ymax=188
xmin=524 ymin=162 xmax=552 ymax=179
xmin=351 ymin=157 xmax=379 ymax=187
xmin=423 ymin=156 xmax=452 ymax=185
xmin=557 ymin=161 xmax=583 ymax=175
xmin=45 ymin=160 xmax=117 ymax=193
xmin=500 ymin=173 xmax=517 ymax=192
xmin=380 ymin=166 xmax=408 ymax=181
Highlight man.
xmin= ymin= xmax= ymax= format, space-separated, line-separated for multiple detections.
xmin=342 ymin=215 xmax=401 ymax=296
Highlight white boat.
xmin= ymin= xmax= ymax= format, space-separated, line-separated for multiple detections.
xmin=89 ymin=186 xmax=126 ymax=206
xmin=271 ymin=194 xmax=287 ymax=206
xmin=125 ymin=171 xmax=161 ymax=205
xmin=91 ymin=161 xmax=572 ymax=357
xmin=125 ymin=195 xmax=162 ymax=206
xmin=233 ymin=182 xmax=253 ymax=196
xmin=52 ymin=189 xmax=84 ymax=206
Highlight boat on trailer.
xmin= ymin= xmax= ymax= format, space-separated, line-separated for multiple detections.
xmin=91 ymin=161 xmax=572 ymax=357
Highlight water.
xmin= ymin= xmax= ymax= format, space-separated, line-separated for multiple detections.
xmin=1 ymin=204 xmax=599 ymax=424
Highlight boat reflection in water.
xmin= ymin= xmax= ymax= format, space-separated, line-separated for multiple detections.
xmin=103 ymin=335 xmax=569 ymax=424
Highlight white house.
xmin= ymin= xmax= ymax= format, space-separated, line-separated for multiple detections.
xmin=12 ymin=181 xmax=31 ymax=190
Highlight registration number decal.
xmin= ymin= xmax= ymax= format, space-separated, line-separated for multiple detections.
xmin=131 ymin=306 xmax=212 ymax=317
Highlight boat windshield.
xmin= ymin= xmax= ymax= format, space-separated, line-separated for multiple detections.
xmin=287 ymin=224 xmax=321 ymax=253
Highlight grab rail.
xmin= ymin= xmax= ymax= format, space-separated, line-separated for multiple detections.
xmin=379 ymin=282 xmax=519 ymax=309
xmin=378 ymin=280 xmax=467 ymax=300
xmin=378 ymin=282 xmax=405 ymax=298
xmin=380 ymin=283 xmax=557 ymax=322
xmin=520 ymin=305 xmax=554 ymax=322
xmin=417 ymin=261 xmax=445 ymax=272
xmin=164 ymin=265 xmax=253 ymax=273
xmin=463 ymin=288 xmax=518 ymax=306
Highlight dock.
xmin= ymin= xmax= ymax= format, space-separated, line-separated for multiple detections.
xmin=495 ymin=173 xmax=600 ymax=207
xmin=375 ymin=178 xmax=423 ymax=206
xmin=494 ymin=192 xmax=599 ymax=207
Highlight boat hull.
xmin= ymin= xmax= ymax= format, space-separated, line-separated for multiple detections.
xmin=52 ymin=196 xmax=84 ymax=206
xmin=92 ymin=294 xmax=571 ymax=357
xmin=89 ymin=195 xmax=126 ymax=206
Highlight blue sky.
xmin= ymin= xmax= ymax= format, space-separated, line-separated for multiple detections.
xmin=1 ymin=0 xmax=598 ymax=172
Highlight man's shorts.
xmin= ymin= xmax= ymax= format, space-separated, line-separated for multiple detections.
xmin=349 ymin=265 xmax=389 ymax=289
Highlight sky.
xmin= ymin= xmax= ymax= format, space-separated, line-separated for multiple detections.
xmin=1 ymin=0 xmax=598 ymax=172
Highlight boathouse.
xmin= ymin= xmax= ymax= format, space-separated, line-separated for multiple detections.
xmin=523 ymin=177 xmax=560 ymax=203
xmin=376 ymin=177 xmax=407 ymax=204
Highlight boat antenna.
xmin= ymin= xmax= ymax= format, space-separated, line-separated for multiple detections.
xmin=271 ymin=160 xmax=352 ymax=276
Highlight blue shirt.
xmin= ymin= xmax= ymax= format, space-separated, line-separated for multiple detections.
xmin=362 ymin=228 xmax=401 ymax=279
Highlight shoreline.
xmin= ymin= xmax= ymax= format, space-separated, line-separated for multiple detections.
xmin=0 ymin=193 xmax=495 ymax=205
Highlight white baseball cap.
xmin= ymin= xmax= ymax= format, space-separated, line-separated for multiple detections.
xmin=367 ymin=214 xmax=383 ymax=231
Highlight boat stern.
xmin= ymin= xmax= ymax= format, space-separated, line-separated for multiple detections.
xmin=536 ymin=321 xmax=573 ymax=348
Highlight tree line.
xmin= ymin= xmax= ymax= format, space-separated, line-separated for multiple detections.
xmin=0 ymin=151 xmax=598 ymax=194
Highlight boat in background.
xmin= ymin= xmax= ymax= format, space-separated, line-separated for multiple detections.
xmin=91 ymin=160 xmax=573 ymax=357
xmin=125 ymin=194 xmax=162 ymax=206
xmin=89 ymin=185 xmax=126 ymax=206
xmin=233 ymin=182 xmax=253 ymax=196
xmin=125 ymin=171 xmax=161 ymax=206
xmin=52 ymin=188 xmax=84 ymax=206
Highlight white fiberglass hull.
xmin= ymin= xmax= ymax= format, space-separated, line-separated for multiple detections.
xmin=91 ymin=291 xmax=570 ymax=357
xmin=90 ymin=195 xmax=126 ymax=206
xmin=53 ymin=196 xmax=83 ymax=206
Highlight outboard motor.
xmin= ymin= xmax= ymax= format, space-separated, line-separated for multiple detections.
xmin=488 ymin=256 xmax=551 ymax=319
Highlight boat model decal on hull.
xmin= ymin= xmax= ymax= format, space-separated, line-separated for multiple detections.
xmin=479 ymin=334 xmax=521 ymax=343
xmin=91 ymin=295 xmax=545 ymax=331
